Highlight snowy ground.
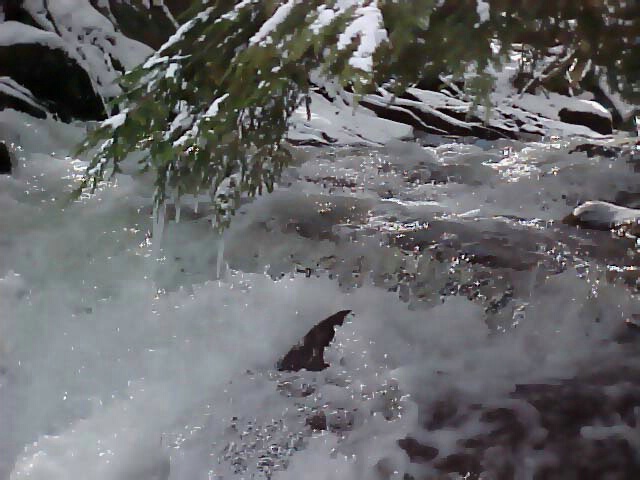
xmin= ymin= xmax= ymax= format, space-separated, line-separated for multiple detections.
xmin=1 ymin=108 xmax=640 ymax=479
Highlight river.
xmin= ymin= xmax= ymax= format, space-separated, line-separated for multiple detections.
xmin=1 ymin=108 xmax=639 ymax=479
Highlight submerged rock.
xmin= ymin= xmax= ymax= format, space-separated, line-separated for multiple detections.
xmin=277 ymin=310 xmax=351 ymax=372
xmin=0 ymin=142 xmax=11 ymax=174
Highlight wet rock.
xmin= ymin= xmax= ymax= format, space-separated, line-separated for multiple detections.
xmin=558 ymin=106 xmax=612 ymax=135
xmin=0 ymin=42 xmax=105 ymax=122
xmin=397 ymin=437 xmax=438 ymax=463
xmin=277 ymin=310 xmax=351 ymax=372
xmin=0 ymin=141 xmax=12 ymax=174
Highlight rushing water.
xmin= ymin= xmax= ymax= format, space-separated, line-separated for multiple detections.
xmin=1 ymin=109 xmax=639 ymax=479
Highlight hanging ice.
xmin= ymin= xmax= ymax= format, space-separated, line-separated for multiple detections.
xmin=152 ymin=201 xmax=166 ymax=257
xmin=216 ymin=235 xmax=225 ymax=279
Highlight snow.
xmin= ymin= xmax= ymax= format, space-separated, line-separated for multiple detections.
xmin=288 ymin=91 xmax=412 ymax=145
xmin=249 ymin=0 xmax=297 ymax=46
xmin=2 ymin=108 xmax=640 ymax=479
xmin=162 ymin=6 xmax=214 ymax=52
xmin=204 ymin=94 xmax=230 ymax=118
xmin=476 ymin=0 xmax=490 ymax=24
xmin=166 ymin=63 xmax=179 ymax=79
xmin=21 ymin=0 xmax=153 ymax=99
xmin=101 ymin=110 xmax=128 ymax=129
xmin=310 ymin=6 xmax=337 ymax=34
xmin=337 ymin=2 xmax=387 ymax=72
xmin=560 ymin=98 xmax=612 ymax=119
xmin=0 ymin=21 xmax=66 ymax=49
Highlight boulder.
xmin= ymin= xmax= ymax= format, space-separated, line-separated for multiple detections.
xmin=0 ymin=43 xmax=105 ymax=122
xmin=569 ymin=143 xmax=620 ymax=158
xmin=277 ymin=310 xmax=351 ymax=372
xmin=0 ymin=0 xmax=40 ymax=26
xmin=558 ymin=106 xmax=613 ymax=135
xmin=0 ymin=141 xmax=12 ymax=174
xmin=563 ymin=200 xmax=640 ymax=234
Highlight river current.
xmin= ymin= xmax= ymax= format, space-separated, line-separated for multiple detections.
xmin=1 ymin=109 xmax=639 ymax=479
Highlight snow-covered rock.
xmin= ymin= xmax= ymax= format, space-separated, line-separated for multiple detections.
xmin=0 ymin=77 xmax=47 ymax=119
xmin=564 ymin=200 xmax=640 ymax=230
xmin=0 ymin=26 xmax=106 ymax=121
xmin=558 ymin=102 xmax=613 ymax=135
xmin=0 ymin=1 xmax=157 ymax=122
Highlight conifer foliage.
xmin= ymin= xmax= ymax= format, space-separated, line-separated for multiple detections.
xmin=77 ymin=0 xmax=639 ymax=229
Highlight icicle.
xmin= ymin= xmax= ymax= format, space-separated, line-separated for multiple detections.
xmin=152 ymin=202 xmax=166 ymax=257
xmin=216 ymin=235 xmax=225 ymax=280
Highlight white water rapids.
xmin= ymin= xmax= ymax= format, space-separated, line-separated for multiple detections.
xmin=1 ymin=109 xmax=639 ymax=479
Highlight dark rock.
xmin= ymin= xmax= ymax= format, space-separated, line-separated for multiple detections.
xmin=360 ymin=93 xmax=516 ymax=140
xmin=93 ymin=1 xmax=175 ymax=50
xmin=0 ymin=141 xmax=11 ymax=174
xmin=306 ymin=412 xmax=327 ymax=431
xmin=397 ymin=437 xmax=438 ymax=463
xmin=562 ymin=201 xmax=640 ymax=235
xmin=90 ymin=0 xmax=193 ymax=50
xmin=434 ymin=453 xmax=482 ymax=478
xmin=0 ymin=91 xmax=47 ymax=119
xmin=163 ymin=0 xmax=193 ymax=17
xmin=360 ymin=99 xmax=448 ymax=136
xmin=360 ymin=98 xmax=515 ymax=140
xmin=0 ymin=0 xmax=40 ymax=27
xmin=561 ymin=212 xmax=587 ymax=228
xmin=277 ymin=310 xmax=351 ymax=372
xmin=558 ymin=107 xmax=612 ymax=135
xmin=569 ymin=143 xmax=620 ymax=158
xmin=561 ymin=211 xmax=640 ymax=238
xmin=0 ymin=43 xmax=105 ymax=122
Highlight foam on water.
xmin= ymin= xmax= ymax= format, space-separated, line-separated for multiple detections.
xmin=1 ymin=109 xmax=639 ymax=479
